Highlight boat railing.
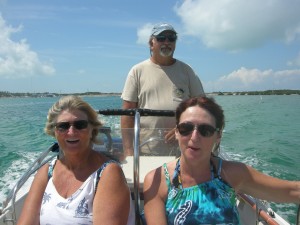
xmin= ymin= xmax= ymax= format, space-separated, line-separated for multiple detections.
xmin=98 ymin=108 xmax=175 ymax=117
xmin=133 ymin=110 xmax=141 ymax=224
xmin=297 ymin=205 xmax=300 ymax=225
xmin=1 ymin=143 xmax=59 ymax=224
xmin=219 ymin=150 xmax=281 ymax=225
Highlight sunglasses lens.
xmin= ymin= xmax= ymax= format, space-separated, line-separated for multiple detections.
xmin=73 ymin=120 xmax=89 ymax=129
xmin=168 ymin=36 xmax=177 ymax=42
xmin=177 ymin=123 xmax=194 ymax=136
xmin=177 ymin=123 xmax=217 ymax=137
xmin=55 ymin=120 xmax=88 ymax=132
xmin=156 ymin=34 xmax=177 ymax=42
xmin=156 ymin=36 xmax=166 ymax=42
xmin=56 ymin=122 xmax=70 ymax=131
xmin=198 ymin=125 xmax=216 ymax=137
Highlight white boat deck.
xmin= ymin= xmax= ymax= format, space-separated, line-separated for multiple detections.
xmin=122 ymin=156 xmax=175 ymax=190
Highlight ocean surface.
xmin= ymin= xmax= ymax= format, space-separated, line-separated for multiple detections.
xmin=0 ymin=95 xmax=299 ymax=224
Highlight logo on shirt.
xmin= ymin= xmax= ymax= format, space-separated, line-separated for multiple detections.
xmin=75 ymin=197 xmax=89 ymax=218
xmin=174 ymin=200 xmax=192 ymax=225
xmin=168 ymin=187 xmax=179 ymax=199
xmin=42 ymin=192 xmax=51 ymax=204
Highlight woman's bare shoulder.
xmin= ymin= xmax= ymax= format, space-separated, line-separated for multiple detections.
xmin=35 ymin=162 xmax=51 ymax=180
xmin=145 ymin=160 xmax=176 ymax=183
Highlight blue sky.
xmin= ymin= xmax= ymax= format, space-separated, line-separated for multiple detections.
xmin=0 ymin=0 xmax=300 ymax=93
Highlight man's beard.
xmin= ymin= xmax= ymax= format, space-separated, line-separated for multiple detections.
xmin=159 ymin=45 xmax=173 ymax=57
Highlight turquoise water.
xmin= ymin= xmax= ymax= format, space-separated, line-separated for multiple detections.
xmin=0 ymin=95 xmax=299 ymax=223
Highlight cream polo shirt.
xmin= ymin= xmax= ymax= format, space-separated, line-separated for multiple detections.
xmin=121 ymin=59 xmax=204 ymax=154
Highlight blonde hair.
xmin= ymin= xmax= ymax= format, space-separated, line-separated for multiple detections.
xmin=44 ymin=95 xmax=102 ymax=143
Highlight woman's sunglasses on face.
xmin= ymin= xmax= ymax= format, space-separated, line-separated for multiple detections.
xmin=155 ymin=34 xmax=177 ymax=42
xmin=177 ymin=122 xmax=219 ymax=137
xmin=55 ymin=120 xmax=89 ymax=132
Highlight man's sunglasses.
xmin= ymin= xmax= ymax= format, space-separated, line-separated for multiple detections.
xmin=155 ymin=34 xmax=177 ymax=42
xmin=55 ymin=120 xmax=89 ymax=132
xmin=177 ymin=122 xmax=219 ymax=137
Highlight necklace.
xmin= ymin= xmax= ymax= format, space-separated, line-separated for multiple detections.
xmin=172 ymin=158 xmax=182 ymax=189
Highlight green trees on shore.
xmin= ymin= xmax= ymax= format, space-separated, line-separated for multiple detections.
xmin=0 ymin=91 xmax=121 ymax=98
xmin=1 ymin=90 xmax=300 ymax=98
xmin=212 ymin=90 xmax=300 ymax=96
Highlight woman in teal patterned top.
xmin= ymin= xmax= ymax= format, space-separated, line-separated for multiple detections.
xmin=143 ymin=96 xmax=300 ymax=225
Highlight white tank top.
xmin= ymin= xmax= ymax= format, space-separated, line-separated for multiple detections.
xmin=40 ymin=159 xmax=135 ymax=225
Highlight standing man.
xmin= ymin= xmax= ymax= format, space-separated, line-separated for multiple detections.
xmin=121 ymin=22 xmax=205 ymax=156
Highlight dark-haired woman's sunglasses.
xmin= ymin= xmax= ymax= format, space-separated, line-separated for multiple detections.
xmin=55 ymin=120 xmax=89 ymax=132
xmin=155 ymin=34 xmax=177 ymax=42
xmin=177 ymin=122 xmax=219 ymax=137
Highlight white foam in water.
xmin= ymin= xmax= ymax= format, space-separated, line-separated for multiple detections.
xmin=0 ymin=151 xmax=41 ymax=208
xmin=221 ymin=145 xmax=298 ymax=223
xmin=271 ymin=203 xmax=297 ymax=224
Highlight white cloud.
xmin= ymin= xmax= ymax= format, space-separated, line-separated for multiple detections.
xmin=136 ymin=23 xmax=153 ymax=45
xmin=287 ymin=52 xmax=300 ymax=67
xmin=77 ymin=69 xmax=86 ymax=75
xmin=174 ymin=0 xmax=300 ymax=51
xmin=0 ymin=14 xmax=55 ymax=79
xmin=205 ymin=67 xmax=300 ymax=92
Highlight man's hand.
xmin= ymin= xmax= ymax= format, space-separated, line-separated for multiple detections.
xmin=164 ymin=127 xmax=176 ymax=143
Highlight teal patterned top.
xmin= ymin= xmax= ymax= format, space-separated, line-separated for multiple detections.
xmin=164 ymin=157 xmax=241 ymax=225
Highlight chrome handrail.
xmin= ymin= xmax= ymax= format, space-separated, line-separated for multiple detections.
xmin=133 ymin=111 xmax=141 ymax=225
xmin=297 ymin=205 xmax=300 ymax=225
xmin=2 ymin=143 xmax=59 ymax=224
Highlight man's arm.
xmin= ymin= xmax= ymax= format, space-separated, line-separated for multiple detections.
xmin=121 ymin=100 xmax=137 ymax=157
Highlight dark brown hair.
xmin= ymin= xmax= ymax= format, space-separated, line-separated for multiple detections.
xmin=175 ymin=96 xmax=225 ymax=155
xmin=176 ymin=96 xmax=225 ymax=131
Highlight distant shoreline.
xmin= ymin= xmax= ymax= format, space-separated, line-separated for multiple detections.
xmin=0 ymin=92 xmax=121 ymax=98
xmin=0 ymin=89 xmax=300 ymax=98
xmin=207 ymin=89 xmax=300 ymax=96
